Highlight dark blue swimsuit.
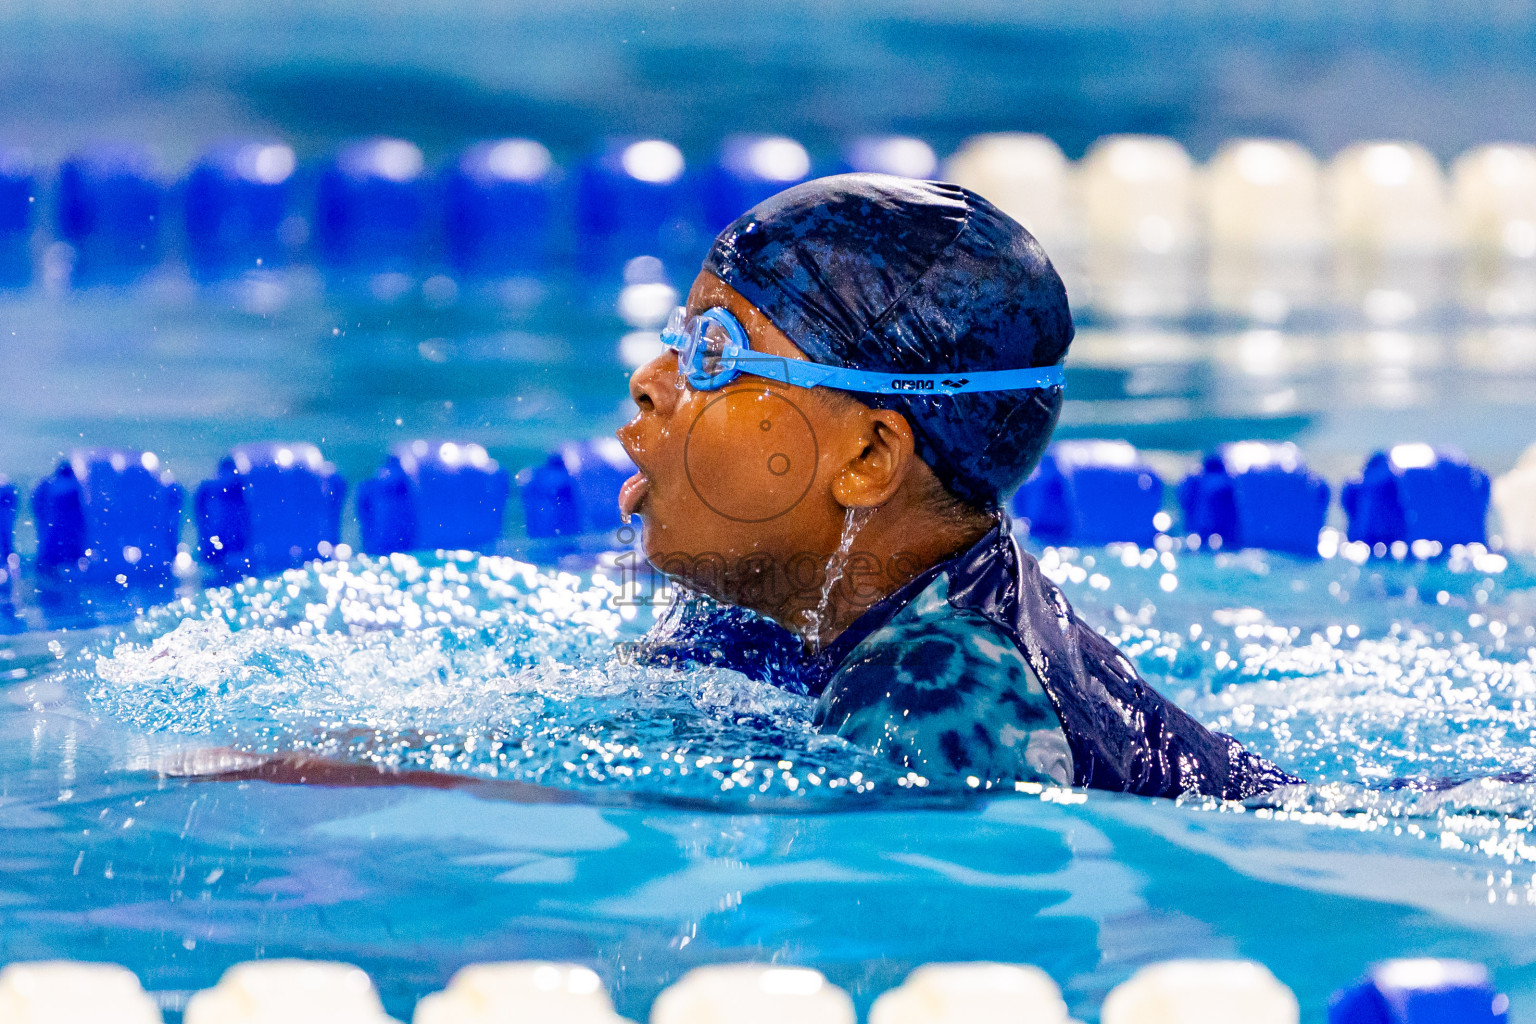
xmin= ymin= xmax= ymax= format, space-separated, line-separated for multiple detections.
xmin=637 ymin=522 xmax=1299 ymax=800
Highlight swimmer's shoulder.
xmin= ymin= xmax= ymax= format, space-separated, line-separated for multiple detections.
xmin=816 ymin=570 xmax=1074 ymax=787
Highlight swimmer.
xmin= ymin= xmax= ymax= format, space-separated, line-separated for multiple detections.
xmin=176 ymin=174 xmax=1295 ymax=803
xmin=619 ymin=173 xmax=1299 ymax=800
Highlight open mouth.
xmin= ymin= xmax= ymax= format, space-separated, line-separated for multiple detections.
xmin=618 ymin=471 xmax=650 ymax=522
xmin=615 ymin=426 xmax=655 ymax=523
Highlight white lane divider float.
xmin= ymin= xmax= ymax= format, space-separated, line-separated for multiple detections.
xmin=1327 ymin=140 xmax=1451 ymax=320
xmin=869 ymin=962 xmax=1076 ymax=1024
xmin=414 ymin=961 xmax=633 ymax=1024
xmin=183 ymin=959 xmax=398 ymax=1024
xmin=1100 ymin=960 xmax=1299 ymax=1024
xmin=649 ymin=965 xmax=855 ymax=1024
xmin=1494 ymin=442 xmax=1536 ymax=553
xmin=6 ymin=955 xmax=1511 ymax=1023
xmin=0 ymin=960 xmax=164 ymax=1024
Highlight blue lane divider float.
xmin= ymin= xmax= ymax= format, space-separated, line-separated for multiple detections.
xmin=315 ymin=137 xmax=427 ymax=286
xmin=30 ymin=449 xmax=184 ymax=583
xmin=0 ymin=146 xmax=32 ymax=288
xmin=1343 ymin=444 xmax=1491 ymax=553
xmin=56 ymin=145 xmax=164 ymax=286
xmin=0 ymin=476 xmax=16 ymax=594
xmin=703 ymin=134 xmax=813 ymax=233
xmin=444 ymin=139 xmax=558 ymax=281
xmin=576 ymin=138 xmax=697 ymax=275
xmin=183 ymin=141 xmax=297 ymax=282
xmin=0 ymin=147 xmax=28 ymax=234
xmin=195 ymin=443 xmax=346 ymax=578
xmin=0 ymin=434 xmax=1510 ymax=595
xmin=1179 ymin=441 xmax=1331 ymax=555
xmin=1331 ymin=958 xmax=1509 ymax=1024
xmin=1013 ymin=440 xmax=1165 ymax=547
xmin=516 ymin=438 xmax=637 ymax=539
xmin=358 ymin=440 xmax=510 ymax=554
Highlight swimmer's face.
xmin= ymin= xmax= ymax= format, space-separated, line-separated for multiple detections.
xmin=616 ymin=272 xmax=915 ymax=619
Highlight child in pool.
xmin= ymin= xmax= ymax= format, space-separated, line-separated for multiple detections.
xmin=618 ymin=173 xmax=1298 ymax=800
xmin=186 ymin=173 xmax=1295 ymax=802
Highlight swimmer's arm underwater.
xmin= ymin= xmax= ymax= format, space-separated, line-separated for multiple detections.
xmin=149 ymin=747 xmax=584 ymax=803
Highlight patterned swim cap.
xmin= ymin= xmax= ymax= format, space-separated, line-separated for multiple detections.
xmin=703 ymin=172 xmax=1073 ymax=506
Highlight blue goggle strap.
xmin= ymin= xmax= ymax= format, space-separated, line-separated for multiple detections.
xmin=661 ymin=306 xmax=1066 ymax=395
xmin=732 ymin=351 xmax=1066 ymax=396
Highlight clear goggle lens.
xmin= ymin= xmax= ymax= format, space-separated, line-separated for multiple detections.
xmin=661 ymin=307 xmax=740 ymax=389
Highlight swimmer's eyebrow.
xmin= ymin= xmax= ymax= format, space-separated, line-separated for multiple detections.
xmin=685 ymin=290 xmax=729 ymax=315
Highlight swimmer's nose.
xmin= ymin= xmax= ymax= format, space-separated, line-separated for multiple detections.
xmin=627 ymin=349 xmax=682 ymax=418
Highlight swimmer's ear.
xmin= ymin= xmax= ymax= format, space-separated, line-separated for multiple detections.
xmin=831 ymin=408 xmax=917 ymax=509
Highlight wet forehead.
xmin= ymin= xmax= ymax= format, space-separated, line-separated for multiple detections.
xmin=686 ymin=271 xmax=808 ymax=362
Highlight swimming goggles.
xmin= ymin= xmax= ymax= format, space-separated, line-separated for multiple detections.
xmin=660 ymin=306 xmax=1066 ymax=396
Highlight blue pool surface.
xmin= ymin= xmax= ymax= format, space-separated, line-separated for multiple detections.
xmin=0 ymin=149 xmax=1534 ymax=1015
xmin=3 ymin=528 xmax=1536 ymax=1021
xmin=0 ymin=212 xmax=1534 ymax=1021
xmin=6 ymin=3 xmax=1536 ymax=1014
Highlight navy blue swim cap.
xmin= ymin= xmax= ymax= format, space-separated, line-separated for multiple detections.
xmin=702 ymin=172 xmax=1073 ymax=507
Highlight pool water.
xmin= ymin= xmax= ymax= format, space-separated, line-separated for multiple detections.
xmin=7 ymin=2 xmax=1536 ymax=1015
xmin=2 ymin=259 xmax=1536 ymax=1022
xmin=4 ymin=528 xmax=1536 ymax=1021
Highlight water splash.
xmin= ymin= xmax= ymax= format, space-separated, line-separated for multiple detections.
xmin=800 ymin=504 xmax=873 ymax=653
xmin=1032 ymin=540 xmax=1536 ymax=814
xmin=67 ymin=536 xmax=1536 ymax=829
xmin=80 ymin=552 xmax=911 ymax=803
